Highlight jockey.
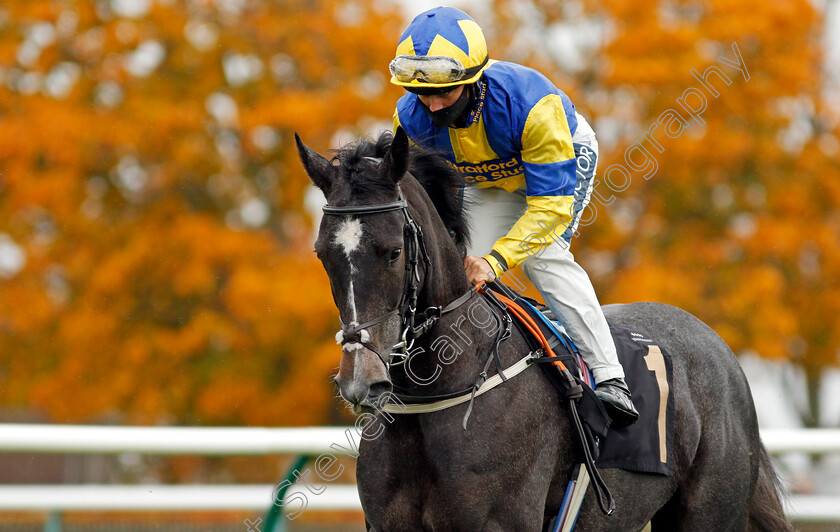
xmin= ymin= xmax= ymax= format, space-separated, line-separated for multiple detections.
xmin=389 ymin=6 xmax=639 ymax=426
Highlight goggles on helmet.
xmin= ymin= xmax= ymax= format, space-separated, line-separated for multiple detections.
xmin=389 ymin=55 xmax=467 ymax=85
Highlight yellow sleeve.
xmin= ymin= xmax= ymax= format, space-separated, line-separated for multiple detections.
xmin=484 ymin=94 xmax=578 ymax=275
xmin=483 ymin=195 xmax=575 ymax=276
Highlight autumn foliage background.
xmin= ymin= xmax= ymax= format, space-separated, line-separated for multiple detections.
xmin=0 ymin=0 xmax=838 ymax=436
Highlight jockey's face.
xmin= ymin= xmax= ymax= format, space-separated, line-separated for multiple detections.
xmin=417 ymin=85 xmax=465 ymax=112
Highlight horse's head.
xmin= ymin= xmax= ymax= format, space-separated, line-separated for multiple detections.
xmin=296 ymin=128 xmax=419 ymax=412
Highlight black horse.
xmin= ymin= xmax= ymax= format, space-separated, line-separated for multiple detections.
xmin=296 ymin=128 xmax=790 ymax=531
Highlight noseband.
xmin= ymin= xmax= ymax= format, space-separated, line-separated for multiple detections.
xmin=323 ymin=183 xmax=432 ymax=367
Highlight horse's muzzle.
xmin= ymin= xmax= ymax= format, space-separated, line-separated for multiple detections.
xmin=335 ymin=347 xmax=393 ymax=411
xmin=345 ymin=380 xmax=394 ymax=415
xmin=339 ymin=378 xmax=393 ymax=414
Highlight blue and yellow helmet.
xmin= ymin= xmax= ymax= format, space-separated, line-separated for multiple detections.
xmin=389 ymin=7 xmax=490 ymax=90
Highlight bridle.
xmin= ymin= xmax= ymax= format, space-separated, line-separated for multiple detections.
xmin=323 ymin=183 xmax=435 ymax=367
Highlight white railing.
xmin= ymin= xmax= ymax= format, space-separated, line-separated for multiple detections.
xmin=0 ymin=486 xmax=832 ymax=523
xmin=0 ymin=484 xmax=361 ymax=511
xmin=0 ymin=424 xmax=348 ymax=455
xmin=0 ymin=425 xmax=837 ymax=523
xmin=3 ymin=424 xmax=838 ymax=455
xmin=761 ymin=428 xmax=840 ymax=454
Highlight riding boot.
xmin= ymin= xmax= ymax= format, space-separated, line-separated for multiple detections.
xmin=594 ymin=377 xmax=639 ymax=427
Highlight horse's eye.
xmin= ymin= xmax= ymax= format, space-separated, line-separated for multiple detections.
xmin=389 ymin=248 xmax=402 ymax=263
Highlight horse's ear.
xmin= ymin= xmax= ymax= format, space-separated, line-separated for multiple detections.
xmin=295 ymin=132 xmax=333 ymax=192
xmin=383 ymin=126 xmax=410 ymax=183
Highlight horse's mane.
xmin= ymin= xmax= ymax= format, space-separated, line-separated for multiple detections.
xmin=330 ymin=131 xmax=471 ymax=251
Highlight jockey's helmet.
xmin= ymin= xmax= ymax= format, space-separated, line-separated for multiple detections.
xmin=389 ymin=7 xmax=490 ymax=94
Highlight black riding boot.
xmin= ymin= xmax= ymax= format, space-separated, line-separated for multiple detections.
xmin=595 ymin=377 xmax=639 ymax=427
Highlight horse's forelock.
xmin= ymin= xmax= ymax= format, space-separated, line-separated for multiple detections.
xmin=330 ymin=136 xmax=397 ymax=201
xmin=328 ymin=131 xmax=470 ymax=250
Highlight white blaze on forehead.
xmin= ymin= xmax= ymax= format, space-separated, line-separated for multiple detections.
xmin=334 ymin=218 xmax=363 ymax=320
xmin=334 ymin=218 xmax=363 ymax=257
xmin=347 ymin=280 xmax=358 ymax=323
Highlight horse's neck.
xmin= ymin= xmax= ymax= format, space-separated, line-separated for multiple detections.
xmin=418 ymin=253 xmax=471 ymax=310
xmin=395 ymin=184 xmax=499 ymax=394
xmin=410 ymin=188 xmax=472 ymax=311
xmin=392 ymin=301 xmax=500 ymax=395
xmin=395 ymin=249 xmax=524 ymax=398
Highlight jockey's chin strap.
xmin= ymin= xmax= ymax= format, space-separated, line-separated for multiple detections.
xmin=324 ymin=184 xmax=476 ymax=367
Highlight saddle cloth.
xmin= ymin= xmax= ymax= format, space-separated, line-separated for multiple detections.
xmin=515 ymin=297 xmax=675 ymax=476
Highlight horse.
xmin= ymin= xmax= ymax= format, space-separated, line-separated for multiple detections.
xmin=295 ymin=127 xmax=791 ymax=531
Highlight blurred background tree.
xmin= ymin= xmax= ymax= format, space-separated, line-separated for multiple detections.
xmin=0 ymin=0 xmax=406 ymax=426
xmin=0 ymin=0 xmax=838 ymax=433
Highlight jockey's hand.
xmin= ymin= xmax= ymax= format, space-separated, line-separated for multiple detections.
xmin=464 ymin=255 xmax=496 ymax=285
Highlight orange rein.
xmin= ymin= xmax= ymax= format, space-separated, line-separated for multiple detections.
xmin=478 ymin=283 xmax=568 ymax=372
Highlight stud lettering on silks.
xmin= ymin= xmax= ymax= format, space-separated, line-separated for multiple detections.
xmin=453 ymin=156 xmax=525 ymax=183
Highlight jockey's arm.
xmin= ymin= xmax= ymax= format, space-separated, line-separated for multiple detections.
xmin=483 ymin=95 xmax=578 ymax=277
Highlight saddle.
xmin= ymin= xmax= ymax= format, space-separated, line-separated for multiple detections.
xmin=482 ymin=282 xmax=611 ymax=447
xmin=485 ymin=282 xmax=675 ymax=477
xmin=482 ymin=282 xmax=675 ymax=529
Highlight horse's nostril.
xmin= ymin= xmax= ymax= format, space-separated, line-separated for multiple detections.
xmin=367 ymin=380 xmax=393 ymax=405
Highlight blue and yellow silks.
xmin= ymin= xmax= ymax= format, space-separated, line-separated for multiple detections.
xmin=394 ymin=60 xmax=579 ymax=276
